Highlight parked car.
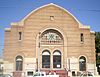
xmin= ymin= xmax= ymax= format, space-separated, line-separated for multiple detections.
xmin=0 ymin=74 xmax=12 ymax=77
xmin=80 ymin=71 xmax=94 ymax=77
xmin=33 ymin=71 xmax=59 ymax=77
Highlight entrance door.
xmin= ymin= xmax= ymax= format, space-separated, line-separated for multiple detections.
xmin=53 ymin=50 xmax=61 ymax=68
xmin=16 ymin=55 xmax=23 ymax=71
xmin=79 ymin=56 xmax=86 ymax=71
xmin=42 ymin=50 xmax=50 ymax=68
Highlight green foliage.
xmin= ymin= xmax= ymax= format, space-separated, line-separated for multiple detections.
xmin=95 ymin=32 xmax=100 ymax=53
xmin=96 ymin=55 xmax=100 ymax=64
xmin=95 ymin=32 xmax=100 ymax=64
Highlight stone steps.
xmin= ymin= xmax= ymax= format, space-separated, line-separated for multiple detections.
xmin=42 ymin=69 xmax=68 ymax=77
xmin=13 ymin=71 xmax=22 ymax=77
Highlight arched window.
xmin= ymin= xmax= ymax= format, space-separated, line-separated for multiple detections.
xmin=42 ymin=50 xmax=50 ymax=68
xmin=80 ymin=33 xmax=84 ymax=42
xmin=41 ymin=29 xmax=63 ymax=45
xmin=19 ymin=32 xmax=22 ymax=40
xmin=53 ymin=50 xmax=61 ymax=68
xmin=16 ymin=55 xmax=23 ymax=71
xmin=79 ymin=56 xmax=86 ymax=71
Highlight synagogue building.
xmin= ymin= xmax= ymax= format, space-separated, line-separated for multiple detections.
xmin=3 ymin=3 xmax=96 ymax=76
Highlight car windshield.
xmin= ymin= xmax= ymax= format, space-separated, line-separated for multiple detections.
xmin=0 ymin=74 xmax=12 ymax=77
xmin=80 ymin=72 xmax=93 ymax=77
xmin=0 ymin=75 xmax=3 ymax=77
xmin=34 ymin=73 xmax=40 ymax=76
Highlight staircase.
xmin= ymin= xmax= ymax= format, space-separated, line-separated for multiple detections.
xmin=13 ymin=71 xmax=22 ymax=77
xmin=56 ymin=70 xmax=68 ymax=77
xmin=42 ymin=69 xmax=68 ymax=77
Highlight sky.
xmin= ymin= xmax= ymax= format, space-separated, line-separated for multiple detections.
xmin=0 ymin=0 xmax=100 ymax=56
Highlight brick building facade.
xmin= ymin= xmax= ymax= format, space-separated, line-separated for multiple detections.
xmin=3 ymin=3 xmax=96 ymax=76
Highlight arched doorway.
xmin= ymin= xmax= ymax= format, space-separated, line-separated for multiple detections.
xmin=42 ymin=50 xmax=50 ymax=68
xmin=79 ymin=56 xmax=86 ymax=71
xmin=40 ymin=29 xmax=64 ymax=69
xmin=16 ymin=55 xmax=23 ymax=71
xmin=53 ymin=50 xmax=61 ymax=68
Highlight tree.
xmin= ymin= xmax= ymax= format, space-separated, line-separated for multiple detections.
xmin=95 ymin=32 xmax=100 ymax=53
xmin=95 ymin=32 xmax=100 ymax=63
xmin=95 ymin=32 xmax=100 ymax=74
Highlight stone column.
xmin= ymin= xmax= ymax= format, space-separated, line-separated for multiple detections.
xmin=50 ymin=52 xmax=53 ymax=70
xmin=62 ymin=54 xmax=63 ymax=69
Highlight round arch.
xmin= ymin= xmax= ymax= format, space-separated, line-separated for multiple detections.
xmin=41 ymin=29 xmax=63 ymax=39
xmin=36 ymin=27 xmax=68 ymax=69
xmin=40 ymin=29 xmax=64 ymax=45
xmin=42 ymin=50 xmax=51 ymax=55
xmin=21 ymin=3 xmax=81 ymax=25
xmin=39 ymin=27 xmax=65 ymax=40
xmin=53 ymin=50 xmax=61 ymax=55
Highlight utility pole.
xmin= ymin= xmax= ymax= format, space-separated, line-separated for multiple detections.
xmin=38 ymin=32 xmax=41 ymax=72
xmin=68 ymin=58 xmax=70 ymax=71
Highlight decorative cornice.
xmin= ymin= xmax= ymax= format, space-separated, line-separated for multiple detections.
xmin=90 ymin=31 xmax=95 ymax=34
xmin=79 ymin=25 xmax=90 ymax=29
xmin=5 ymin=28 xmax=11 ymax=31
xmin=11 ymin=22 xmax=24 ymax=26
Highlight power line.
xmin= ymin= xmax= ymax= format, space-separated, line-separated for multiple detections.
xmin=0 ymin=6 xmax=100 ymax=12
xmin=0 ymin=6 xmax=17 ymax=8
xmin=0 ymin=44 xmax=95 ymax=47
xmin=67 ymin=8 xmax=100 ymax=12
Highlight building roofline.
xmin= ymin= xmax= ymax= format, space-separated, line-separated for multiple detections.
xmin=20 ymin=3 xmax=82 ymax=25
xmin=10 ymin=3 xmax=92 ymax=31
